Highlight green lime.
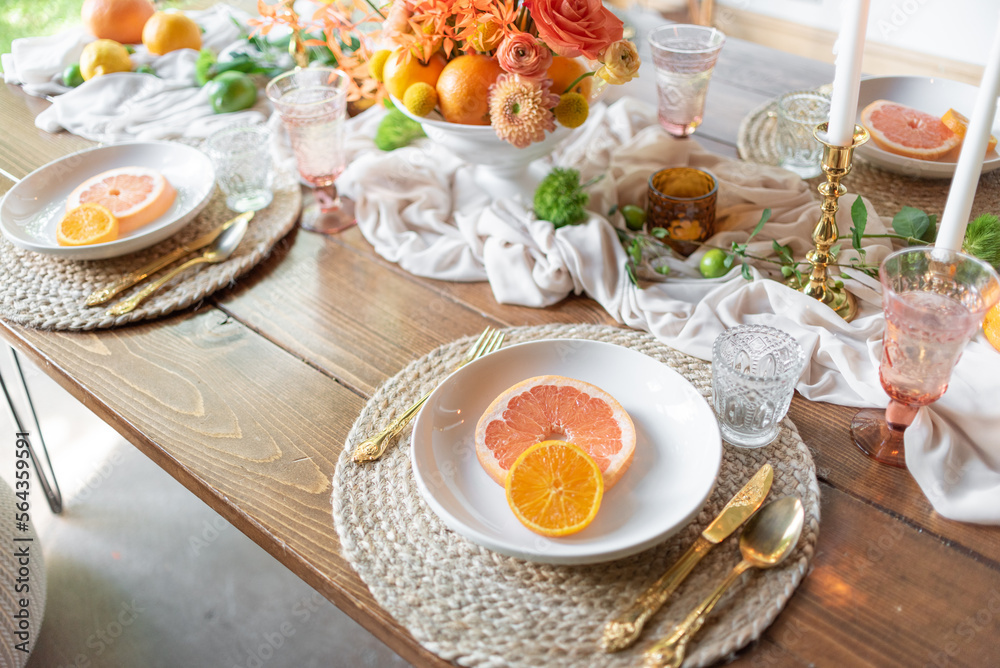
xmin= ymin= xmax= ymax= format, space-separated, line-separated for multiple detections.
xmin=62 ymin=63 xmax=84 ymax=88
xmin=699 ymin=248 xmax=730 ymax=278
xmin=206 ymin=71 xmax=257 ymax=114
xmin=621 ymin=204 xmax=647 ymax=231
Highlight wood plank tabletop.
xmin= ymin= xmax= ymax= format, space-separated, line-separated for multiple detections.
xmin=2 ymin=13 xmax=999 ymax=668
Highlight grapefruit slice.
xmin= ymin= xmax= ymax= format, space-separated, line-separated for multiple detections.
xmin=475 ymin=375 xmax=636 ymax=489
xmin=505 ymin=440 xmax=604 ymax=537
xmin=941 ymin=108 xmax=998 ymax=154
xmin=66 ymin=166 xmax=176 ymax=235
xmin=860 ymin=100 xmax=961 ymax=161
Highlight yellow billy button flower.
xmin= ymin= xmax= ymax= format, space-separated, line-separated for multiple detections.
xmin=403 ymin=82 xmax=438 ymax=117
xmin=369 ymin=49 xmax=392 ymax=82
xmin=554 ymin=92 xmax=589 ymax=128
xmin=596 ymin=40 xmax=641 ymax=86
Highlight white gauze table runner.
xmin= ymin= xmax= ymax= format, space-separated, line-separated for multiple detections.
xmin=337 ymin=98 xmax=1000 ymax=524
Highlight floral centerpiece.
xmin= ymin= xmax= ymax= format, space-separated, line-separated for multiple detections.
xmin=252 ymin=0 xmax=641 ymax=148
xmin=376 ymin=0 xmax=640 ymax=146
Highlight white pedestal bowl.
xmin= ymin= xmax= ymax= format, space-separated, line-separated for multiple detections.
xmin=392 ymin=98 xmax=573 ymax=201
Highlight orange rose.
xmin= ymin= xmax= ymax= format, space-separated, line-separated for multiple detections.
xmin=524 ymin=0 xmax=624 ymax=61
xmin=497 ymin=32 xmax=553 ymax=79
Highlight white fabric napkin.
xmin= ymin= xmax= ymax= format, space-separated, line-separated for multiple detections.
xmin=337 ymin=98 xmax=1000 ymax=524
xmin=4 ymin=5 xmax=266 ymax=141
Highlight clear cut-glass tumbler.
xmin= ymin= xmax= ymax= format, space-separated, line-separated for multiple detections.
xmin=711 ymin=325 xmax=806 ymax=448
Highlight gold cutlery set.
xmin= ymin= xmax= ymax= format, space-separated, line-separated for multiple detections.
xmin=350 ymin=327 xmax=803 ymax=666
xmin=88 ymin=211 xmax=253 ymax=316
xmin=602 ymin=463 xmax=804 ymax=667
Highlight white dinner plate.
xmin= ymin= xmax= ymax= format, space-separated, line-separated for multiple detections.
xmin=855 ymin=75 xmax=1000 ymax=178
xmin=410 ymin=338 xmax=722 ymax=565
xmin=1 ymin=141 xmax=215 ymax=260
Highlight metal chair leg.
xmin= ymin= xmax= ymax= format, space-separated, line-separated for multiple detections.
xmin=2 ymin=347 xmax=62 ymax=514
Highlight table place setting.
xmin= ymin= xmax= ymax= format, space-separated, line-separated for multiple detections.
xmin=4 ymin=0 xmax=1000 ymax=665
xmin=333 ymin=323 xmax=821 ymax=668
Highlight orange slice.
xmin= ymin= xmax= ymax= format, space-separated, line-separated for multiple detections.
xmin=984 ymin=304 xmax=1000 ymax=353
xmin=504 ymin=440 xmax=604 ymax=537
xmin=941 ymin=108 xmax=998 ymax=154
xmin=56 ymin=203 xmax=119 ymax=246
xmin=476 ymin=375 xmax=636 ymax=489
xmin=66 ymin=166 xmax=176 ymax=235
xmin=860 ymin=100 xmax=961 ymax=161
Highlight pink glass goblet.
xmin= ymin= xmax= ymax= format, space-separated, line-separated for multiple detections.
xmin=266 ymin=67 xmax=355 ymax=234
xmin=851 ymin=247 xmax=1000 ymax=467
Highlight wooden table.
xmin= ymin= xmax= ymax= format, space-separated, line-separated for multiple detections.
xmin=2 ymin=24 xmax=999 ymax=668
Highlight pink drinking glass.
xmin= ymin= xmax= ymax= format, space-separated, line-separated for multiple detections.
xmin=851 ymin=247 xmax=1000 ymax=467
xmin=266 ymin=67 xmax=355 ymax=234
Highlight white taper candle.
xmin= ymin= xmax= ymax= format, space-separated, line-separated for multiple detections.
xmin=826 ymin=0 xmax=871 ymax=147
xmin=935 ymin=13 xmax=1000 ymax=252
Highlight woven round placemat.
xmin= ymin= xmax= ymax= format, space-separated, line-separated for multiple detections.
xmin=333 ymin=324 xmax=820 ymax=668
xmin=0 ymin=181 xmax=301 ymax=330
xmin=737 ymin=96 xmax=1000 ymax=220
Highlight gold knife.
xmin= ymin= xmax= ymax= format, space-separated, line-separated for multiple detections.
xmin=84 ymin=211 xmax=254 ymax=306
xmin=600 ymin=463 xmax=774 ymax=652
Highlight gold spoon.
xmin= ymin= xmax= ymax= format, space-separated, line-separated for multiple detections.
xmin=106 ymin=214 xmax=249 ymax=316
xmin=644 ymin=496 xmax=805 ymax=668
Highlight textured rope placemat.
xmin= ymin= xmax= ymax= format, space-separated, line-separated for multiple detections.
xmin=737 ymin=96 xmax=1000 ymax=220
xmin=333 ymin=324 xmax=820 ymax=668
xmin=0 ymin=180 xmax=301 ymax=330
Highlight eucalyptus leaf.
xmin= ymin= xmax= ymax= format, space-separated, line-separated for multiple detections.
xmin=748 ymin=208 xmax=771 ymax=242
xmin=850 ymin=197 xmax=867 ymax=251
xmin=893 ymin=206 xmax=930 ymax=241
xmin=923 ymin=214 xmax=938 ymax=243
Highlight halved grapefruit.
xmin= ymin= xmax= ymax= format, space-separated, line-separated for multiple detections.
xmin=475 ymin=375 xmax=636 ymax=489
xmin=861 ymin=100 xmax=961 ymax=161
xmin=66 ymin=166 xmax=176 ymax=234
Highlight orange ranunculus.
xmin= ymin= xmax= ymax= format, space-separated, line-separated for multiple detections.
xmin=496 ymin=31 xmax=553 ymax=79
xmin=523 ymin=0 xmax=624 ymax=61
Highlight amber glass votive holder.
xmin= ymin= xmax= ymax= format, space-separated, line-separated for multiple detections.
xmin=646 ymin=167 xmax=718 ymax=257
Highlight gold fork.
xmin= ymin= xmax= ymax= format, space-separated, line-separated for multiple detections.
xmin=352 ymin=327 xmax=506 ymax=463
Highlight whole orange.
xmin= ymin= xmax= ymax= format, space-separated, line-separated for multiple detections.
xmin=435 ymin=54 xmax=503 ymax=125
xmin=383 ymin=49 xmax=446 ymax=102
xmin=142 ymin=11 xmax=202 ymax=56
xmin=81 ymin=0 xmax=155 ymax=44
xmin=547 ymin=56 xmax=593 ymax=99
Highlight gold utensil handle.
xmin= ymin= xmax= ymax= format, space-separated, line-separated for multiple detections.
xmin=352 ymin=388 xmax=432 ymax=463
xmin=85 ymin=246 xmax=193 ymax=306
xmin=644 ymin=561 xmax=753 ymax=668
xmin=86 ymin=211 xmax=253 ymax=306
xmin=106 ymin=256 xmax=210 ymax=316
xmin=602 ymin=536 xmax=713 ymax=652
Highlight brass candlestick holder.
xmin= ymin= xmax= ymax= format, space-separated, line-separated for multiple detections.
xmin=793 ymin=122 xmax=870 ymax=322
